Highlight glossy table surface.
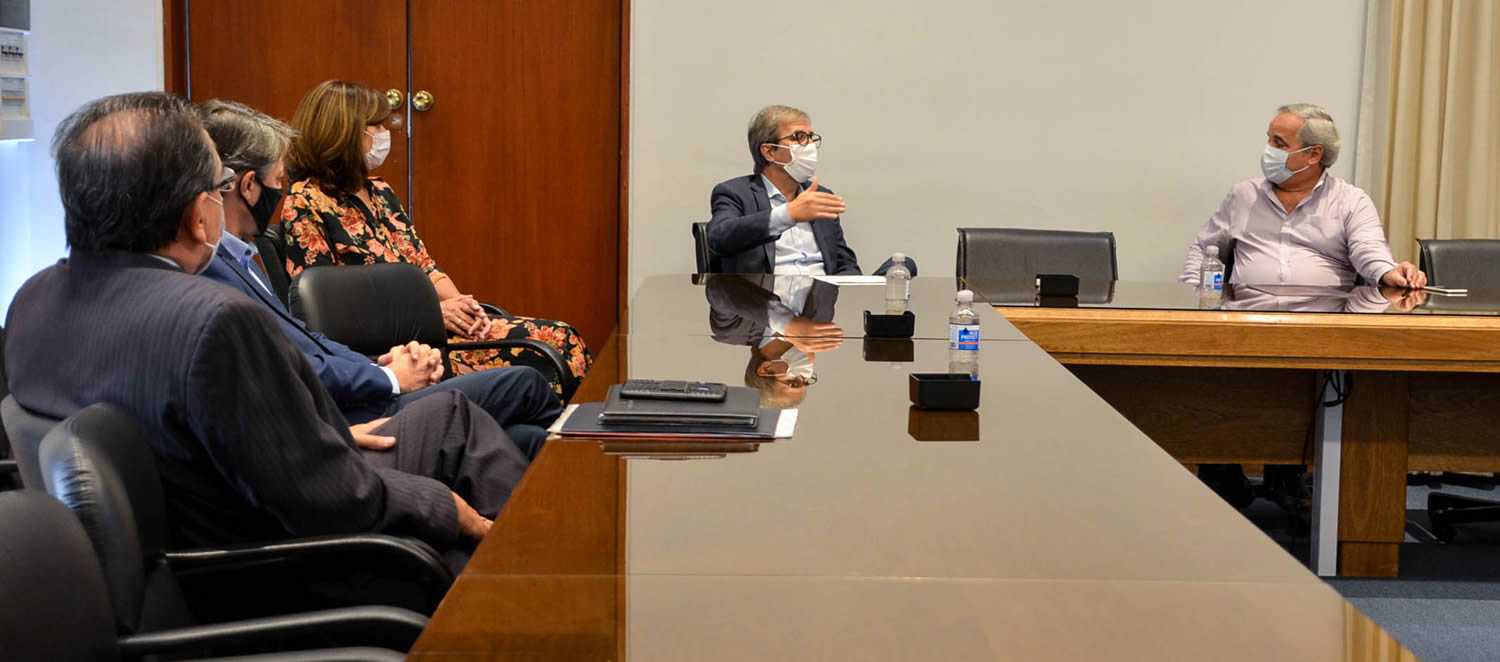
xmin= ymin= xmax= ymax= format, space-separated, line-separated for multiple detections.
xmin=971 ymin=277 xmax=1496 ymax=316
xmin=628 ymin=274 xmax=1028 ymax=340
xmin=411 ymin=279 xmax=1419 ymax=660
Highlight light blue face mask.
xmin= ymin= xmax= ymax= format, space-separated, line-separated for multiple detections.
xmin=1261 ymin=144 xmax=1316 ymax=184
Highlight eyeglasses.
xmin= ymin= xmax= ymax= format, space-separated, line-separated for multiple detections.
xmin=212 ymin=167 xmax=236 ymax=195
xmin=770 ymin=373 xmax=818 ymax=387
xmin=774 ymin=131 xmax=822 ymax=147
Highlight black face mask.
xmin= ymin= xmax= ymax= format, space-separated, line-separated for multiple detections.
xmin=248 ymin=179 xmax=285 ymax=236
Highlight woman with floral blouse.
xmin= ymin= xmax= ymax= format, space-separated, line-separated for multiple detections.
xmin=280 ymin=80 xmax=590 ymax=392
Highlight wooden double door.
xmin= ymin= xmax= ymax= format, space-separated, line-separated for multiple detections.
xmin=169 ymin=0 xmax=624 ymax=348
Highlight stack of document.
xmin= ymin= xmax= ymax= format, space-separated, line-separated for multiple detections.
xmin=551 ymin=385 xmax=797 ymax=441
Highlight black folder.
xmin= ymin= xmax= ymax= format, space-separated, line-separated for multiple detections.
xmin=559 ymin=402 xmax=781 ymax=440
xmin=598 ymin=385 xmax=761 ymax=427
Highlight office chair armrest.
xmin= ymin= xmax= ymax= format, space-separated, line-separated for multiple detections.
xmin=0 ymin=459 xmax=17 ymax=475
xmin=164 ymin=534 xmax=452 ymax=605
xmin=119 ymin=606 xmax=427 ymax=659
xmin=179 ymin=647 xmax=408 ymax=662
xmin=446 ymin=338 xmax=579 ymax=401
xmin=479 ymin=302 xmax=510 ymax=317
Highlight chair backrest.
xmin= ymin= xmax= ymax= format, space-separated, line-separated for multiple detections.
xmin=1 ymin=324 xmax=11 ymax=465
xmin=40 ymin=403 xmax=190 ymax=635
xmin=290 ymin=263 xmax=449 ymax=356
xmin=692 ymin=222 xmax=723 ymax=274
xmin=1418 ymin=239 xmax=1500 ymax=289
xmin=256 ymin=224 xmax=293 ymax=306
xmin=872 ymin=256 xmax=919 ymax=278
xmin=0 ymin=490 xmax=120 ymax=660
xmin=955 ymin=228 xmax=1118 ymax=281
xmin=1 ymin=394 xmax=61 ymax=489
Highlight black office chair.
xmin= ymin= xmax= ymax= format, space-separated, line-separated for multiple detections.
xmin=256 ymin=224 xmax=294 ymax=307
xmin=692 ymin=221 xmax=723 ymax=274
xmin=1418 ymin=238 xmax=1500 ymax=288
xmin=0 ymin=489 xmax=411 ymax=661
xmin=1 ymin=394 xmax=57 ymax=489
xmin=955 ymin=227 xmax=1117 ymax=303
xmin=872 ymin=255 xmax=919 ymax=278
xmin=18 ymin=400 xmax=452 ymax=617
xmin=1411 ymin=239 xmax=1500 ymax=540
xmin=290 ymin=263 xmax=578 ymax=402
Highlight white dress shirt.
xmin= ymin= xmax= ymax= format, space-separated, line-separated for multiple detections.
xmin=763 ymin=174 xmax=826 ymax=276
xmin=1180 ymin=173 xmax=1399 ymax=287
xmin=760 ymin=275 xmax=816 ymax=348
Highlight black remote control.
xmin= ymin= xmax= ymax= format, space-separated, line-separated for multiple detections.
xmin=619 ymin=379 xmax=728 ymax=402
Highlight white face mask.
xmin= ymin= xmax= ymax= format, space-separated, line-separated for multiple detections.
xmin=773 ymin=143 xmax=818 ymax=184
xmin=779 ymin=346 xmax=815 ymax=379
xmin=198 ymin=195 xmax=226 ymax=275
xmin=1261 ymin=144 xmax=1315 ymax=185
xmin=366 ymin=128 xmax=392 ymax=170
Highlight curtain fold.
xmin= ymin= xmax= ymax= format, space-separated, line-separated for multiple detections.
xmin=1355 ymin=0 xmax=1500 ymax=264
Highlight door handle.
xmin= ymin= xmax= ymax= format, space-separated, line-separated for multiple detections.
xmin=413 ymin=90 xmax=434 ymax=112
xmin=385 ymin=89 xmax=404 ymax=110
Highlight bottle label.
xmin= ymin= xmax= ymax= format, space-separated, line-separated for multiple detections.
xmin=1209 ymin=272 xmax=1223 ymax=290
xmin=949 ymin=324 xmax=980 ymax=350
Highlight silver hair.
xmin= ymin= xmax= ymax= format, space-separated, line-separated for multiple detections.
xmin=1276 ymin=103 xmax=1340 ymax=168
xmin=747 ymin=104 xmax=808 ymax=174
xmin=195 ymin=99 xmax=297 ymax=180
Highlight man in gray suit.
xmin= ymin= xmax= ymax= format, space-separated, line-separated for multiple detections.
xmin=707 ymin=105 xmax=861 ymax=276
xmin=4 ymin=92 xmax=518 ymax=566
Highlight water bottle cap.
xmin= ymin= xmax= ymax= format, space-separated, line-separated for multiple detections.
xmin=956 ymin=289 xmax=974 ymax=303
xmin=891 ymin=252 xmax=905 ymax=263
xmin=1205 ymin=245 xmax=1219 ymax=257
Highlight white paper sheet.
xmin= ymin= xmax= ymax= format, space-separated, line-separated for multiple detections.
xmin=813 ymin=275 xmax=887 ymax=286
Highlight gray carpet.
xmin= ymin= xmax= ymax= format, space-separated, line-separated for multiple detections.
xmin=1231 ymin=477 xmax=1500 ymax=662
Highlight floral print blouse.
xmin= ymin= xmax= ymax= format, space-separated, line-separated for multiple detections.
xmin=281 ymin=177 xmax=438 ymax=278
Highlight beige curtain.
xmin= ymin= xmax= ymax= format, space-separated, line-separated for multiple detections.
xmin=1355 ymin=0 xmax=1500 ymax=264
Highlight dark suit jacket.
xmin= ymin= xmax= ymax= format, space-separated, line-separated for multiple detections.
xmin=703 ymin=274 xmax=840 ymax=346
xmin=4 ymin=252 xmax=457 ymax=550
xmin=202 ymin=245 xmax=393 ymax=409
xmin=707 ymin=174 xmax=861 ymax=275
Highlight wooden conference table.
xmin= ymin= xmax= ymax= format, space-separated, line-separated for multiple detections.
xmin=979 ymin=278 xmax=1500 ymax=578
xmin=408 ymin=275 xmax=1414 ymax=660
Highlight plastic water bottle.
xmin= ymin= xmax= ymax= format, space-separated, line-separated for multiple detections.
xmin=1200 ymin=245 xmax=1226 ymax=291
xmin=884 ymin=252 xmax=911 ymax=313
xmin=948 ymin=289 xmax=980 ymax=380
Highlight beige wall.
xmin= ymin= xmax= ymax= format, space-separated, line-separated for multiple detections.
xmin=629 ymin=0 xmax=1369 ymax=293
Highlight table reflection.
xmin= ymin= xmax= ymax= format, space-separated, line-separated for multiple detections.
xmin=704 ymin=274 xmax=845 ymax=408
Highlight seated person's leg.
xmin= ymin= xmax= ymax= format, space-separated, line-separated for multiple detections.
xmin=448 ymin=315 xmax=593 ymax=390
xmin=359 ymin=390 xmax=527 ymax=520
xmin=398 ymin=366 xmax=562 ymax=429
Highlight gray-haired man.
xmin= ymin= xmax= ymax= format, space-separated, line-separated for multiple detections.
xmin=1180 ymin=104 xmax=1426 ymax=289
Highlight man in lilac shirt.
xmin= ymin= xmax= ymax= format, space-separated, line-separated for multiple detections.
xmin=1180 ymin=104 xmax=1426 ymax=289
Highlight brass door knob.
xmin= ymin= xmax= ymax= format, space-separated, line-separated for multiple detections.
xmin=385 ymin=89 xmax=404 ymax=110
xmin=413 ymin=90 xmax=434 ymax=112
xmin=388 ymin=115 xmax=404 ymax=129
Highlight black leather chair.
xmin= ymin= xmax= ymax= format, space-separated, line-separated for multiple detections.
xmin=692 ymin=221 xmax=723 ymax=274
xmin=1412 ymin=239 xmax=1500 ymax=539
xmin=0 ymin=489 xmax=410 ymax=661
xmin=290 ymin=262 xmax=578 ymax=402
xmin=872 ymin=256 xmax=918 ymax=278
xmin=256 ymin=224 xmax=294 ymax=307
xmin=1 ymin=394 xmax=56 ymax=489
xmin=31 ymin=402 xmax=452 ymax=619
xmin=956 ymin=228 xmax=1117 ymax=303
xmin=1418 ymin=238 xmax=1500 ymax=288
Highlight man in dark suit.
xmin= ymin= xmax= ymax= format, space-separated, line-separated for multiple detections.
xmin=703 ymin=274 xmax=844 ymax=408
xmin=707 ymin=105 xmax=861 ymax=276
xmin=195 ymin=100 xmax=560 ymax=460
xmin=4 ymin=92 xmax=518 ymax=565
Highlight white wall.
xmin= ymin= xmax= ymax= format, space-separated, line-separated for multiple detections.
xmin=0 ymin=0 xmax=162 ymax=313
xmin=629 ymin=0 xmax=1369 ymax=293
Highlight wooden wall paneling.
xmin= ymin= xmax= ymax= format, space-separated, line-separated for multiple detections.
xmin=408 ymin=0 xmax=623 ymax=350
xmin=185 ymin=0 xmax=411 ymax=201
xmin=162 ymin=0 xmax=186 ymax=95
xmin=618 ymin=0 xmax=631 ymax=336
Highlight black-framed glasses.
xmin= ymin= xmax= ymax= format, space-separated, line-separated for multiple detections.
xmin=769 ymin=372 xmax=818 ymax=387
xmin=775 ymin=131 xmax=822 ymax=147
xmin=212 ymin=166 xmax=236 ymax=195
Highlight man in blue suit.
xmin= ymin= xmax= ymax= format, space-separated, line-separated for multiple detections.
xmin=196 ymin=100 xmax=559 ymax=459
xmin=707 ymin=105 xmax=861 ymax=276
